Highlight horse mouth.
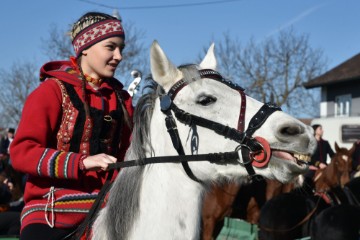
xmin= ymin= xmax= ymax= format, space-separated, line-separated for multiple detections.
xmin=272 ymin=150 xmax=311 ymax=165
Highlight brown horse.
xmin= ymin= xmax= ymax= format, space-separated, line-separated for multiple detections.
xmin=201 ymin=178 xmax=299 ymax=239
xmin=313 ymin=142 xmax=355 ymax=203
xmin=201 ymin=182 xmax=241 ymax=240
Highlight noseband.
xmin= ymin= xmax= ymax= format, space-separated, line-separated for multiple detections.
xmin=160 ymin=69 xmax=281 ymax=183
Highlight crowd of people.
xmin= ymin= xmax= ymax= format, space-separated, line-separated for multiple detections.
xmin=0 ymin=127 xmax=24 ymax=236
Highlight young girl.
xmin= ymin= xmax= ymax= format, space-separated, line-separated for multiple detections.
xmin=10 ymin=12 xmax=133 ymax=239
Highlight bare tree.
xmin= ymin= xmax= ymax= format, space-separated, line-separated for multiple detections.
xmin=41 ymin=21 xmax=148 ymax=87
xmin=205 ymin=29 xmax=326 ymax=117
xmin=41 ymin=24 xmax=73 ymax=60
xmin=0 ymin=62 xmax=39 ymax=126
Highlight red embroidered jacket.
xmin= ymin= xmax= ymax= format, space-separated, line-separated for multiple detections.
xmin=10 ymin=60 xmax=133 ymax=231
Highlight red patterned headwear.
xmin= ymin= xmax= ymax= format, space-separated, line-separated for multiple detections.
xmin=72 ymin=18 xmax=125 ymax=57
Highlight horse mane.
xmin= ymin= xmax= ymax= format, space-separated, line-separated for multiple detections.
xmin=127 ymin=64 xmax=200 ymax=158
xmin=95 ymin=64 xmax=201 ymax=239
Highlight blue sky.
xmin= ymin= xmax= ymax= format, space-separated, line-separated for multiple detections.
xmin=1 ymin=0 xmax=360 ymax=78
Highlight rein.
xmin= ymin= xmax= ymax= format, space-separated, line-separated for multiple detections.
xmin=108 ymin=152 xmax=240 ymax=169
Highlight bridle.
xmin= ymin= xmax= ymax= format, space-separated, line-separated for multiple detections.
xmin=158 ymin=69 xmax=281 ymax=182
xmin=107 ymin=69 xmax=282 ymax=180
xmin=106 ymin=69 xmax=281 ymax=182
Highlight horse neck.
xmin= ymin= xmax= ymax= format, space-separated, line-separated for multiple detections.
xmin=129 ymin=164 xmax=204 ymax=239
xmin=324 ymin=160 xmax=339 ymax=188
xmin=322 ymin=157 xmax=350 ymax=188
xmin=126 ymin=107 xmax=204 ymax=239
xmin=315 ymin=163 xmax=336 ymax=192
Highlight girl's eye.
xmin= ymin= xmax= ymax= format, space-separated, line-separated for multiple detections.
xmin=107 ymin=45 xmax=116 ymax=50
xmin=196 ymin=95 xmax=217 ymax=106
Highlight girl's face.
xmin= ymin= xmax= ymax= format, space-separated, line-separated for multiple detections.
xmin=81 ymin=36 xmax=125 ymax=80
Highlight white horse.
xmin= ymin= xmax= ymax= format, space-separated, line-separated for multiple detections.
xmin=91 ymin=41 xmax=317 ymax=240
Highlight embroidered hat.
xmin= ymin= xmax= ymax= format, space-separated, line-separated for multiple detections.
xmin=71 ymin=12 xmax=125 ymax=57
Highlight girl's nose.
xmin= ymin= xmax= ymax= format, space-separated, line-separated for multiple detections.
xmin=114 ymin=47 xmax=122 ymax=61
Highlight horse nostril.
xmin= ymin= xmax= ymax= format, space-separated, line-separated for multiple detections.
xmin=280 ymin=125 xmax=303 ymax=136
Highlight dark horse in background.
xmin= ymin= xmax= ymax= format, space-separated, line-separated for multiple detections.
xmin=258 ymin=142 xmax=360 ymax=240
xmin=201 ymin=142 xmax=357 ymax=239
xmin=258 ymin=176 xmax=360 ymax=240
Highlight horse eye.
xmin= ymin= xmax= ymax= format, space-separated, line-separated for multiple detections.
xmin=196 ymin=95 xmax=217 ymax=106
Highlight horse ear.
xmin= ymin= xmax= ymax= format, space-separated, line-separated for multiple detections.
xmin=150 ymin=40 xmax=183 ymax=92
xmin=199 ymin=43 xmax=217 ymax=70
xmin=349 ymin=142 xmax=357 ymax=156
xmin=335 ymin=142 xmax=340 ymax=151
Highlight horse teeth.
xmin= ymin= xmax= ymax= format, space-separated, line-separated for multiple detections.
xmin=294 ymin=154 xmax=310 ymax=162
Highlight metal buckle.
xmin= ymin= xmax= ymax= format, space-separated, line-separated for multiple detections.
xmin=235 ymin=144 xmax=252 ymax=165
xmin=104 ymin=115 xmax=112 ymax=122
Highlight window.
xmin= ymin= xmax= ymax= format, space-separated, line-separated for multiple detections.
xmin=342 ymin=124 xmax=360 ymax=142
xmin=335 ymin=94 xmax=351 ymax=117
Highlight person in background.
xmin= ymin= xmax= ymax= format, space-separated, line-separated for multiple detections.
xmin=0 ymin=128 xmax=15 ymax=155
xmin=0 ymin=175 xmax=21 ymax=236
xmin=10 ymin=11 xmax=133 ymax=240
xmin=310 ymin=124 xmax=335 ymax=168
xmin=0 ymin=128 xmax=15 ymax=171
xmin=303 ymin=124 xmax=335 ymax=192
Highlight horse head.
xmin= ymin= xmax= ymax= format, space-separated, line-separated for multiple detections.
xmin=314 ymin=142 xmax=355 ymax=196
xmin=150 ymin=40 xmax=316 ymax=183
xmin=334 ymin=142 xmax=355 ymax=187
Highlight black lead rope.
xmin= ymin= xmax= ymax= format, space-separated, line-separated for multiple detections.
xmin=63 ymin=171 xmax=114 ymax=240
xmin=108 ymin=151 xmax=240 ymax=170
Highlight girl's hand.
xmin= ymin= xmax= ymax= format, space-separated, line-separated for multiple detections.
xmin=81 ymin=154 xmax=117 ymax=171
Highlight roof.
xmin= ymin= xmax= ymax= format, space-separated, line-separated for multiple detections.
xmin=304 ymin=53 xmax=360 ymax=89
xmin=298 ymin=118 xmax=312 ymax=126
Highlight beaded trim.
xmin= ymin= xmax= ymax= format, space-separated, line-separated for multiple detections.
xmin=84 ymin=74 xmax=102 ymax=86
